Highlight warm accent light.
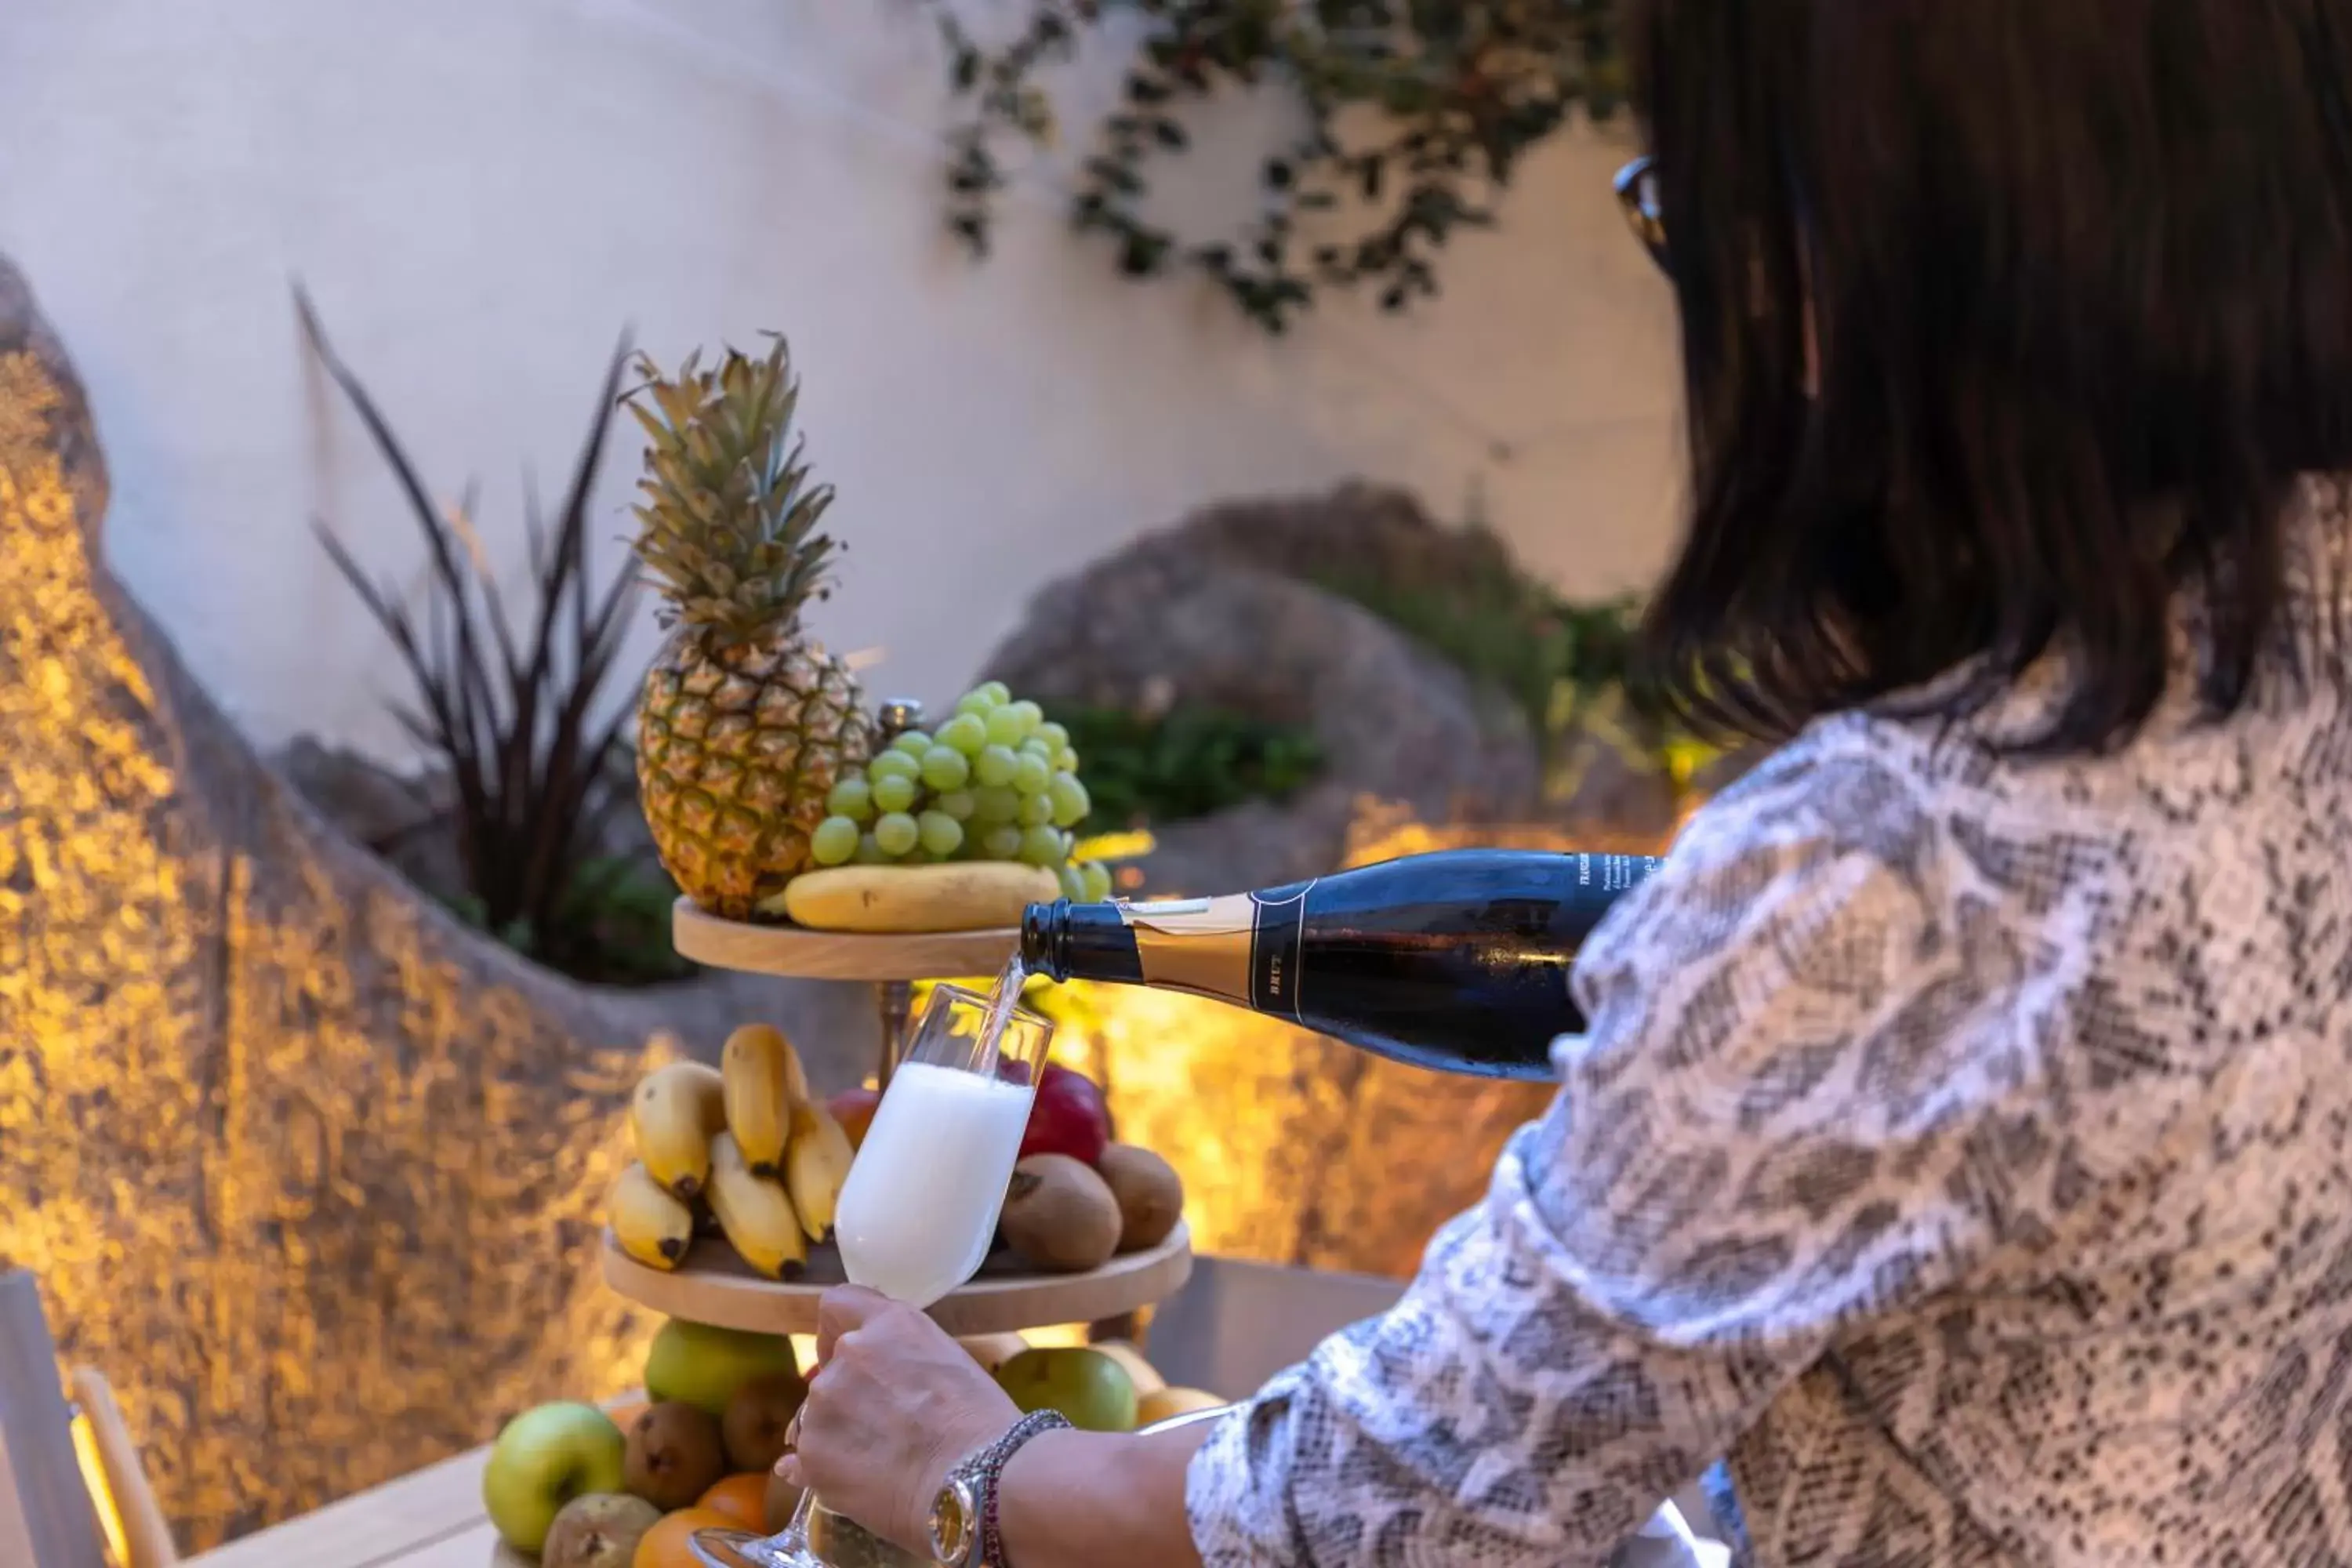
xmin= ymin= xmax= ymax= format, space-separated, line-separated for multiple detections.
xmin=1070 ymin=829 xmax=1156 ymax=866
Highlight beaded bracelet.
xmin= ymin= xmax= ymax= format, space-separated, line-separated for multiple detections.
xmin=974 ymin=1410 xmax=1072 ymax=1566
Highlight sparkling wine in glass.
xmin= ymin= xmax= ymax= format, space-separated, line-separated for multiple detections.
xmin=693 ymin=970 xmax=1052 ymax=1568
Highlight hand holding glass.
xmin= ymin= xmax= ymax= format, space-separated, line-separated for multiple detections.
xmin=693 ymin=983 xmax=1054 ymax=1568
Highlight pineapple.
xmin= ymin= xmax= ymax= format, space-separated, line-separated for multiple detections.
xmin=626 ymin=338 xmax=875 ymax=920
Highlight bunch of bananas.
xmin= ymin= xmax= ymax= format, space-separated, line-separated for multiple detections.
xmin=607 ymin=1023 xmax=858 ymax=1279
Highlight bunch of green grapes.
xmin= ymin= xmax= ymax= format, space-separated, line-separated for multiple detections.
xmin=808 ymin=681 xmax=1115 ymax=901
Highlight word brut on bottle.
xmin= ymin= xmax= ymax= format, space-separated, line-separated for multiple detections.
xmin=1018 ymin=849 xmax=1664 ymax=1080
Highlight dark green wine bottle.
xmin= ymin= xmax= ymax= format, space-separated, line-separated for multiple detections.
xmin=1018 ymin=848 xmax=1663 ymax=1080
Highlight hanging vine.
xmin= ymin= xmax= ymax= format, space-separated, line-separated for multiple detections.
xmin=920 ymin=1 xmax=1628 ymax=332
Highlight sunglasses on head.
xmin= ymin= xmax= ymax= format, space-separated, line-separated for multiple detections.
xmin=1615 ymin=155 xmax=1669 ymax=275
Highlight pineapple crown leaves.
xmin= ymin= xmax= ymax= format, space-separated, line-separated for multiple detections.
xmin=625 ymin=335 xmax=844 ymax=645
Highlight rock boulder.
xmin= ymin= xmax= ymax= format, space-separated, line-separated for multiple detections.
xmin=984 ymin=492 xmax=1543 ymax=894
xmin=0 ymin=257 xmax=868 ymax=1548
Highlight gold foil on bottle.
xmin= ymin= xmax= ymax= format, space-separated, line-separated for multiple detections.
xmin=1122 ymin=894 xmax=1254 ymax=1004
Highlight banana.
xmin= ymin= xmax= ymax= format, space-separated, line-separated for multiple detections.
xmin=608 ymin=1161 xmax=696 ymax=1270
xmin=631 ymin=1061 xmax=728 ymax=1200
xmin=772 ymin=862 xmax=1062 ymax=934
xmin=721 ymin=1022 xmax=809 ymax=1177
xmin=784 ymin=1097 xmax=857 ymax=1241
xmin=782 ymin=1033 xmax=811 ymax=1103
xmin=708 ymin=1131 xmax=809 ymax=1279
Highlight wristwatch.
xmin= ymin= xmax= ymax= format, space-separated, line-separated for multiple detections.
xmin=928 ymin=1410 xmax=1073 ymax=1566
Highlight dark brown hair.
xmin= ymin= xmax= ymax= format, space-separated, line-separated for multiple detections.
xmin=1630 ymin=0 xmax=2352 ymax=750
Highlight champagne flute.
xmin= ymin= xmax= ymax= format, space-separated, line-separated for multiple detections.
xmin=693 ymin=982 xmax=1054 ymax=1568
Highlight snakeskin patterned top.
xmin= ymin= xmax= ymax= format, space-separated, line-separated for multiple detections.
xmin=1185 ymin=481 xmax=2352 ymax=1566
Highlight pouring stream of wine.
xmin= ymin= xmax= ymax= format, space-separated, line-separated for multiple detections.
xmin=979 ymin=950 xmax=1028 ymax=1073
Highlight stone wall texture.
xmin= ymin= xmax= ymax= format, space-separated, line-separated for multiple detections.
xmin=0 ymin=257 xmax=710 ymax=1549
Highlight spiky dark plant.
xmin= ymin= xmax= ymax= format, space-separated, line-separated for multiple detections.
xmin=299 ymin=290 xmax=682 ymax=983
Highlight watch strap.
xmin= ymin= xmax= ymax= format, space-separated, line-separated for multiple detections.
xmin=950 ymin=1409 xmax=1070 ymax=1566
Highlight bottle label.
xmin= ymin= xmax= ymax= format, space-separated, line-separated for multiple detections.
xmin=1116 ymin=882 xmax=1319 ymax=1019
xmin=1574 ymin=853 xmax=1656 ymax=892
xmin=1247 ymin=880 xmax=1315 ymax=1023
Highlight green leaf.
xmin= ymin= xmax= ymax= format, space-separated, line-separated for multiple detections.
xmin=914 ymin=0 xmax=1615 ymax=334
xmin=307 ymin=294 xmax=656 ymax=986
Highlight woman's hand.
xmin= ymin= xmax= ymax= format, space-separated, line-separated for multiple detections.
xmin=781 ymin=1285 xmax=1023 ymax=1554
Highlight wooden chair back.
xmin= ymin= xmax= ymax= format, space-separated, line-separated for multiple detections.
xmin=71 ymin=1367 xmax=178 ymax=1567
xmin=0 ymin=1268 xmax=108 ymax=1568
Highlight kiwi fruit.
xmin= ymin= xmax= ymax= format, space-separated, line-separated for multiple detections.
xmin=723 ymin=1369 xmax=810 ymax=1473
xmin=1095 ymin=1144 xmax=1184 ymax=1252
xmin=622 ymin=1401 xmax=728 ymax=1511
xmin=999 ymin=1154 xmax=1122 ymax=1272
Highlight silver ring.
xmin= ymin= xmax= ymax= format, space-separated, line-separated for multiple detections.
xmin=785 ymin=1403 xmax=807 ymax=1451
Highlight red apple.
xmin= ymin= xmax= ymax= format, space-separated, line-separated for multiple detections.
xmin=827 ymin=1087 xmax=882 ymax=1152
xmin=1020 ymin=1063 xmax=1111 ymax=1166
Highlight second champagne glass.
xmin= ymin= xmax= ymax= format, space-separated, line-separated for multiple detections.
xmin=694 ymin=981 xmax=1055 ymax=1568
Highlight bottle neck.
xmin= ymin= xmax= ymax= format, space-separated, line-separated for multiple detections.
xmin=1018 ymin=900 xmax=1066 ymax=980
xmin=1021 ymin=898 xmax=1149 ymax=985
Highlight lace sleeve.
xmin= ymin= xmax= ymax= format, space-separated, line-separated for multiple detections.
xmin=1183 ymin=742 xmax=2044 ymax=1566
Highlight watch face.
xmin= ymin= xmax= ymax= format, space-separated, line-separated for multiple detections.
xmin=931 ymin=1477 xmax=978 ymax=1564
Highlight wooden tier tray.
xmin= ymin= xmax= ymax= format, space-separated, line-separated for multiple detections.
xmin=601 ymin=1223 xmax=1192 ymax=1337
xmin=672 ymin=898 xmax=1018 ymax=982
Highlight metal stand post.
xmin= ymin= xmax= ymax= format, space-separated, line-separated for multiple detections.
xmin=876 ymin=979 xmax=913 ymax=1091
xmin=869 ymin=697 xmax=927 ymax=1096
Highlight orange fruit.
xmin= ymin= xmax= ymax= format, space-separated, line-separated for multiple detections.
xmin=697 ymin=1473 xmax=770 ymax=1529
xmin=633 ymin=1508 xmax=739 ymax=1568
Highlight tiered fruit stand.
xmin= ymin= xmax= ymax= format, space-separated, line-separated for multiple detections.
xmin=600 ymin=909 xmax=1195 ymax=1339
xmin=588 ymin=689 xmax=1193 ymax=1566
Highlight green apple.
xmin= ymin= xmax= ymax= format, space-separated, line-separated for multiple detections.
xmin=481 ymin=1402 xmax=626 ymax=1555
xmin=992 ymin=1347 xmax=1138 ymax=1433
xmin=644 ymin=1317 xmax=800 ymax=1417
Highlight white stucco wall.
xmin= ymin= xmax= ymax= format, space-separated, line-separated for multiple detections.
xmin=0 ymin=0 xmax=1684 ymax=761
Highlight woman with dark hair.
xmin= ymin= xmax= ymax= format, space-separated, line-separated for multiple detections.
xmin=779 ymin=2 xmax=2352 ymax=1563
